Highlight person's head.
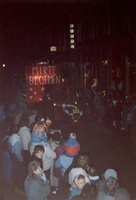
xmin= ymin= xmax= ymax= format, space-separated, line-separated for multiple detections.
xmin=34 ymin=145 xmax=44 ymax=159
xmin=28 ymin=161 xmax=42 ymax=179
xmin=81 ymin=183 xmax=97 ymax=200
xmin=77 ymin=154 xmax=90 ymax=170
xmin=12 ymin=125 xmax=20 ymax=134
xmin=104 ymin=169 xmax=119 ymax=197
xmin=88 ymin=165 xmax=98 ymax=177
xmin=69 ymin=133 xmax=76 ymax=139
xmin=77 ymin=174 xmax=86 ymax=189
xmin=51 ymin=131 xmax=61 ymax=142
xmin=19 ymin=113 xmax=29 ymax=127
xmin=37 ymin=121 xmax=44 ymax=128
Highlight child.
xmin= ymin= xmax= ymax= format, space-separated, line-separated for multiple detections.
xmin=64 ymin=133 xmax=80 ymax=156
xmin=68 ymin=174 xmax=86 ymax=200
xmin=87 ymin=165 xmax=100 ymax=186
xmin=30 ymin=121 xmax=49 ymax=155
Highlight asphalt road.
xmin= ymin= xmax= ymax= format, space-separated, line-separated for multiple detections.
xmin=0 ymin=118 xmax=136 ymax=200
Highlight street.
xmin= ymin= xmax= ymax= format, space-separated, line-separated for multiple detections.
xmin=0 ymin=118 xmax=136 ymax=200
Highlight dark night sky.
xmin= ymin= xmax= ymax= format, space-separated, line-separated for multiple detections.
xmin=0 ymin=1 xmax=78 ymax=72
xmin=0 ymin=0 xmax=136 ymax=75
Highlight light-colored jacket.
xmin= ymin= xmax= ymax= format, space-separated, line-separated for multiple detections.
xmin=8 ymin=133 xmax=23 ymax=162
xmin=49 ymin=140 xmax=59 ymax=187
xmin=19 ymin=126 xmax=31 ymax=150
xmin=42 ymin=145 xmax=56 ymax=171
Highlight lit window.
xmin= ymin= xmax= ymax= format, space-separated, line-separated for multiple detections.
xmin=70 ymin=34 xmax=74 ymax=38
xmin=70 ymin=44 xmax=74 ymax=48
xmin=70 ymin=39 xmax=74 ymax=43
xmin=70 ymin=24 xmax=74 ymax=28
xmin=70 ymin=29 xmax=74 ymax=33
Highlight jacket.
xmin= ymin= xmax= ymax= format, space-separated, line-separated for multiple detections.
xmin=19 ymin=126 xmax=31 ymax=150
xmin=69 ymin=187 xmax=82 ymax=200
xmin=8 ymin=133 xmax=23 ymax=162
xmin=64 ymin=138 xmax=80 ymax=156
xmin=54 ymin=145 xmax=64 ymax=179
xmin=42 ymin=145 xmax=56 ymax=171
xmin=55 ymin=154 xmax=74 ymax=177
xmin=24 ymin=174 xmax=50 ymax=200
xmin=30 ymin=128 xmax=48 ymax=144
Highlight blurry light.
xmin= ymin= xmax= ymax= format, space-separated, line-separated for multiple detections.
xmin=50 ymin=46 xmax=57 ymax=52
xmin=75 ymin=102 xmax=77 ymax=105
xmin=70 ymin=44 xmax=74 ymax=49
xmin=70 ymin=29 xmax=74 ymax=33
xmin=70 ymin=34 xmax=74 ymax=38
xmin=70 ymin=39 xmax=74 ymax=43
xmin=2 ymin=64 xmax=5 ymax=67
xmin=70 ymin=24 xmax=74 ymax=28
xmin=62 ymin=78 xmax=65 ymax=82
xmin=54 ymin=103 xmax=56 ymax=106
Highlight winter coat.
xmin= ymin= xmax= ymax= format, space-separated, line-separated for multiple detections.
xmin=49 ymin=140 xmax=59 ymax=187
xmin=54 ymin=145 xmax=64 ymax=179
xmin=69 ymin=187 xmax=82 ymax=200
xmin=96 ymin=191 xmax=114 ymax=200
xmin=55 ymin=154 xmax=74 ymax=177
xmin=30 ymin=128 xmax=48 ymax=144
xmin=64 ymin=138 xmax=80 ymax=156
xmin=42 ymin=145 xmax=56 ymax=171
xmin=8 ymin=133 xmax=23 ymax=162
xmin=24 ymin=174 xmax=50 ymax=200
xmin=19 ymin=126 xmax=31 ymax=150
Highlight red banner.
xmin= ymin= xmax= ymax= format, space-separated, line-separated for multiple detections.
xmin=27 ymin=64 xmax=60 ymax=103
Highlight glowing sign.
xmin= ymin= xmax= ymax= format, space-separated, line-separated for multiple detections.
xmin=27 ymin=64 xmax=60 ymax=103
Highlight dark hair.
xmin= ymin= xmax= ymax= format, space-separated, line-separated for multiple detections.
xmin=27 ymin=161 xmax=40 ymax=180
xmin=59 ymin=138 xmax=66 ymax=146
xmin=51 ymin=131 xmax=61 ymax=142
xmin=78 ymin=174 xmax=85 ymax=181
xmin=104 ymin=176 xmax=119 ymax=197
xmin=35 ymin=113 xmax=44 ymax=123
xmin=19 ymin=113 xmax=29 ymax=127
xmin=12 ymin=125 xmax=20 ymax=133
xmin=34 ymin=145 xmax=44 ymax=154
xmin=81 ymin=183 xmax=97 ymax=200
xmin=87 ymin=165 xmax=98 ymax=176
xmin=77 ymin=155 xmax=90 ymax=170
xmin=37 ymin=121 xmax=44 ymax=127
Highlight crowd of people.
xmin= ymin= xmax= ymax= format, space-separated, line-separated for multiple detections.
xmin=0 ymin=97 xmax=132 ymax=200
xmin=85 ymin=80 xmax=136 ymax=136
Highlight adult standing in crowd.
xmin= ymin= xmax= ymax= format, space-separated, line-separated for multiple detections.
xmin=8 ymin=125 xmax=24 ymax=192
xmin=19 ymin=113 xmax=31 ymax=169
xmin=24 ymin=160 xmax=50 ymax=200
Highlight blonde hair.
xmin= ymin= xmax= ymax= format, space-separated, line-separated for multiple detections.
xmin=69 ymin=133 xmax=76 ymax=139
